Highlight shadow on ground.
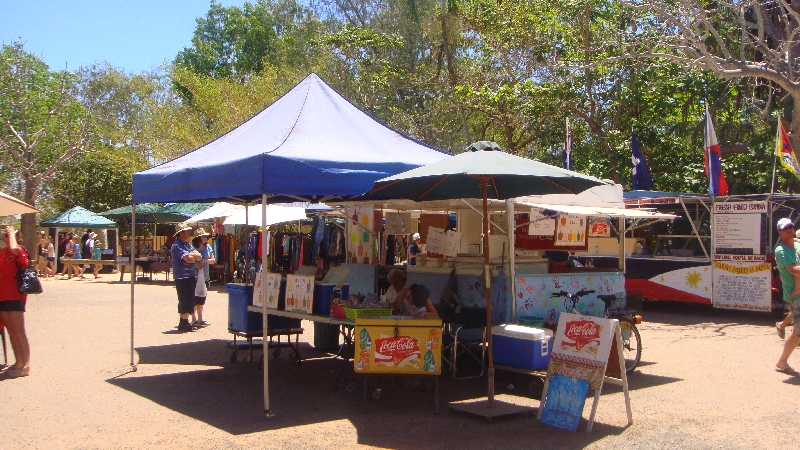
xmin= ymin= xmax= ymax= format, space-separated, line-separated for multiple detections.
xmin=107 ymin=339 xmax=677 ymax=448
xmin=642 ymin=301 xmax=777 ymax=327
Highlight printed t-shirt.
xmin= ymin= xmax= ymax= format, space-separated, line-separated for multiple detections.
xmin=171 ymin=239 xmax=197 ymax=279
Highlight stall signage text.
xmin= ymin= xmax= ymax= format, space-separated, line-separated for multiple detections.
xmin=713 ymin=201 xmax=767 ymax=213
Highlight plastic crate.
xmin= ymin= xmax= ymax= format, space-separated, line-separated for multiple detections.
xmin=344 ymin=307 xmax=393 ymax=322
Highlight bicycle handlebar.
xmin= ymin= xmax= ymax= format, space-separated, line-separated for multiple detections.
xmin=552 ymin=289 xmax=595 ymax=298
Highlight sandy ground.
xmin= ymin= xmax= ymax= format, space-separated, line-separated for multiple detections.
xmin=1 ymin=274 xmax=799 ymax=449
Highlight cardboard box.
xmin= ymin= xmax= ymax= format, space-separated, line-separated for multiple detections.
xmin=492 ymin=324 xmax=552 ymax=371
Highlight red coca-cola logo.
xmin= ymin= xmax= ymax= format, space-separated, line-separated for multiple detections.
xmin=563 ymin=320 xmax=601 ymax=351
xmin=374 ymin=336 xmax=420 ymax=365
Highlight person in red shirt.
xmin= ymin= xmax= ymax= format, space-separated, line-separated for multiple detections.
xmin=0 ymin=225 xmax=31 ymax=378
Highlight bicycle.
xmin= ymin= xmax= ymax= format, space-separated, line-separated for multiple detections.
xmin=551 ymin=289 xmax=642 ymax=374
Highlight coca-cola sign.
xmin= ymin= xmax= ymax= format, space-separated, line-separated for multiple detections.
xmin=562 ymin=320 xmax=602 ymax=351
xmin=374 ymin=336 xmax=420 ymax=365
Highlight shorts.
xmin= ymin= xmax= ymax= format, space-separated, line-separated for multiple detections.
xmin=790 ymin=300 xmax=800 ymax=338
xmin=194 ymin=280 xmax=210 ymax=306
xmin=0 ymin=300 xmax=26 ymax=312
xmin=47 ymin=257 xmax=55 ymax=262
xmin=175 ymin=277 xmax=197 ymax=315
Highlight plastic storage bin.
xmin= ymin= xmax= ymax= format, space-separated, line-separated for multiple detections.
xmin=227 ymin=283 xmax=263 ymax=333
xmin=492 ymin=324 xmax=552 ymax=370
xmin=314 ymin=322 xmax=340 ymax=351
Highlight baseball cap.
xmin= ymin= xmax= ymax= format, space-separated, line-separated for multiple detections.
xmin=777 ymin=218 xmax=794 ymax=230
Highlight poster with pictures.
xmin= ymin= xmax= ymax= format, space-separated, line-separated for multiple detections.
xmin=385 ymin=212 xmax=411 ymax=235
xmin=347 ymin=205 xmax=374 ymax=264
xmin=589 ymin=218 xmax=611 ymax=237
xmin=555 ymin=214 xmax=588 ymax=247
xmin=529 ymin=208 xmax=556 ymax=236
xmin=285 ymin=274 xmax=314 ymax=313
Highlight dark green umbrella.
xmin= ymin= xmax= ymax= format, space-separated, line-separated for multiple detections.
xmin=100 ymin=204 xmax=164 ymax=223
xmin=40 ymin=206 xmax=116 ymax=228
xmin=361 ymin=145 xmax=609 ymax=409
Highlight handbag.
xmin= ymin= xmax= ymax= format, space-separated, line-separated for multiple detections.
xmin=16 ymin=249 xmax=43 ymax=294
xmin=195 ymin=268 xmax=207 ymax=297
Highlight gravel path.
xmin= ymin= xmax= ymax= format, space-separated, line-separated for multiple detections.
xmin=1 ymin=276 xmax=798 ymax=449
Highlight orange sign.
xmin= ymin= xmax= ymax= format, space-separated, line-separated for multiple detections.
xmin=354 ymin=318 xmax=442 ymax=375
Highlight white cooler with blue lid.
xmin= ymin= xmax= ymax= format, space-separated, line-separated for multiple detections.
xmin=492 ymin=324 xmax=553 ymax=371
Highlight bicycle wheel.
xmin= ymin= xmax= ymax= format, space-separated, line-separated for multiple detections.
xmin=618 ymin=319 xmax=642 ymax=374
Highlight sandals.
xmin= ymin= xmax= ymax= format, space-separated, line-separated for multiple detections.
xmin=776 ymin=366 xmax=798 ymax=375
xmin=777 ymin=322 xmax=786 ymax=340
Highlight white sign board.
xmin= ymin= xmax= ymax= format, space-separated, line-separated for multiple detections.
xmin=425 ymin=226 xmax=461 ymax=258
xmin=549 ymin=313 xmax=614 ymax=389
xmin=258 ymin=272 xmax=282 ymax=309
xmin=385 ymin=212 xmax=411 ymax=235
xmin=713 ymin=213 xmax=762 ymax=255
xmin=285 ymin=274 xmax=315 ymax=313
xmin=529 ymin=208 xmax=556 ymax=236
xmin=555 ymin=214 xmax=588 ymax=247
xmin=712 ymin=261 xmax=771 ymax=312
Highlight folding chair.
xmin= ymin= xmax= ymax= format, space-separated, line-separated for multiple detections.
xmin=442 ymin=307 xmax=487 ymax=380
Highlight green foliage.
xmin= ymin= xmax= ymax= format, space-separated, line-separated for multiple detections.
xmin=51 ymin=147 xmax=148 ymax=213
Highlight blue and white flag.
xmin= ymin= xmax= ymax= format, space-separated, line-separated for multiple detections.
xmin=631 ymin=131 xmax=654 ymax=190
xmin=562 ymin=118 xmax=573 ymax=170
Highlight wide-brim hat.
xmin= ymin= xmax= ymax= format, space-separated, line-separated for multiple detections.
xmin=195 ymin=227 xmax=211 ymax=237
xmin=174 ymin=226 xmax=194 ymax=237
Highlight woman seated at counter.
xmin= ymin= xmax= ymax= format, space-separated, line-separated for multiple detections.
xmin=386 ymin=269 xmax=437 ymax=318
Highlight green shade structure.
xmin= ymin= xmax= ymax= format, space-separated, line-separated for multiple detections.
xmin=100 ymin=202 xmax=213 ymax=224
xmin=39 ymin=206 xmax=116 ymax=228
xmin=363 ymin=146 xmax=606 ymax=202
xmin=360 ymin=146 xmax=609 ymax=418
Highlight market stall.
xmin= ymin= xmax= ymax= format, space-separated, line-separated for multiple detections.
xmin=619 ymin=192 xmax=798 ymax=314
xmin=130 ymin=73 xmax=451 ymax=415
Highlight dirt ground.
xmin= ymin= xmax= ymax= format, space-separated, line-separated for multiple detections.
xmin=2 ymin=274 xmax=799 ymax=449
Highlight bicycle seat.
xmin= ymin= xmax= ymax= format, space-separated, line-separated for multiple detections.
xmin=597 ymin=294 xmax=617 ymax=305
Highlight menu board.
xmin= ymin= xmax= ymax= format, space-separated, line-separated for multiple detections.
xmin=262 ymin=273 xmax=282 ymax=309
xmin=384 ymin=212 xmax=412 ymax=235
xmin=712 ymin=261 xmax=771 ymax=311
xmin=554 ymin=214 xmax=588 ymax=247
xmin=713 ymin=213 xmax=762 ymax=255
xmin=425 ymin=226 xmax=461 ymax=258
xmin=529 ymin=208 xmax=556 ymax=236
xmin=285 ymin=274 xmax=314 ymax=313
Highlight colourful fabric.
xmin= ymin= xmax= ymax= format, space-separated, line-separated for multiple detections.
xmin=0 ymin=246 xmax=29 ymax=301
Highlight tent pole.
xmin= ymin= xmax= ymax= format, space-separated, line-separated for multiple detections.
xmin=506 ymin=199 xmax=516 ymax=324
xmin=245 ymin=202 xmax=250 ymax=284
xmin=482 ymin=178 xmax=494 ymax=404
xmin=130 ymin=203 xmax=137 ymax=371
xmin=261 ymin=194 xmax=272 ymax=417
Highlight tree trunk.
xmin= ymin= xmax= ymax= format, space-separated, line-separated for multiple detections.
xmin=21 ymin=178 xmax=38 ymax=252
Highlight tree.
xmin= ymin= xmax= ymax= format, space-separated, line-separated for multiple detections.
xmin=0 ymin=42 xmax=93 ymax=246
xmin=623 ymin=0 xmax=800 ymax=148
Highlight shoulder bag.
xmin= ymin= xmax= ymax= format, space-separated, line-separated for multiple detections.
xmin=16 ymin=248 xmax=43 ymax=294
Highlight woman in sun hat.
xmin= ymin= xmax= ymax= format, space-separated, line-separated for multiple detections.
xmin=191 ymin=228 xmax=215 ymax=328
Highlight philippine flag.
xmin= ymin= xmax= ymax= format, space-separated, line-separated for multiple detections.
xmin=703 ymin=106 xmax=729 ymax=195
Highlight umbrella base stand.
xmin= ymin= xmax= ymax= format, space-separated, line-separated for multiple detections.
xmin=448 ymin=397 xmax=535 ymax=423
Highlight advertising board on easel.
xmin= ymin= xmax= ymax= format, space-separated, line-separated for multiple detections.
xmin=537 ymin=313 xmax=633 ymax=432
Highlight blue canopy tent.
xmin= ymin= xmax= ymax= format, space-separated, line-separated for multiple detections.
xmin=129 ymin=73 xmax=451 ymax=414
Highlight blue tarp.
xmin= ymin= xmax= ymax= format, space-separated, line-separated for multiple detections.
xmin=132 ymin=73 xmax=451 ymax=204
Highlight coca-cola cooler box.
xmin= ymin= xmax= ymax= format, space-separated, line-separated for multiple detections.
xmin=492 ymin=324 xmax=553 ymax=371
xmin=353 ymin=317 xmax=442 ymax=375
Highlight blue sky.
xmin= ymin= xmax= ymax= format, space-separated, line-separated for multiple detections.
xmin=1 ymin=0 xmax=247 ymax=73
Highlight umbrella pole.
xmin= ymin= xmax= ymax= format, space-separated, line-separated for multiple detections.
xmin=130 ymin=204 xmax=137 ymax=371
xmin=482 ymin=178 xmax=494 ymax=404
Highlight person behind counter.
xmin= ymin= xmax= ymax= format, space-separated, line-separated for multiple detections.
xmin=407 ymin=233 xmax=421 ymax=266
xmin=386 ymin=268 xmax=409 ymax=305
xmin=395 ymin=283 xmax=438 ymax=318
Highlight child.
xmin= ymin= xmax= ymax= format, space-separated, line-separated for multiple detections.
xmin=399 ymin=284 xmax=438 ymax=318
